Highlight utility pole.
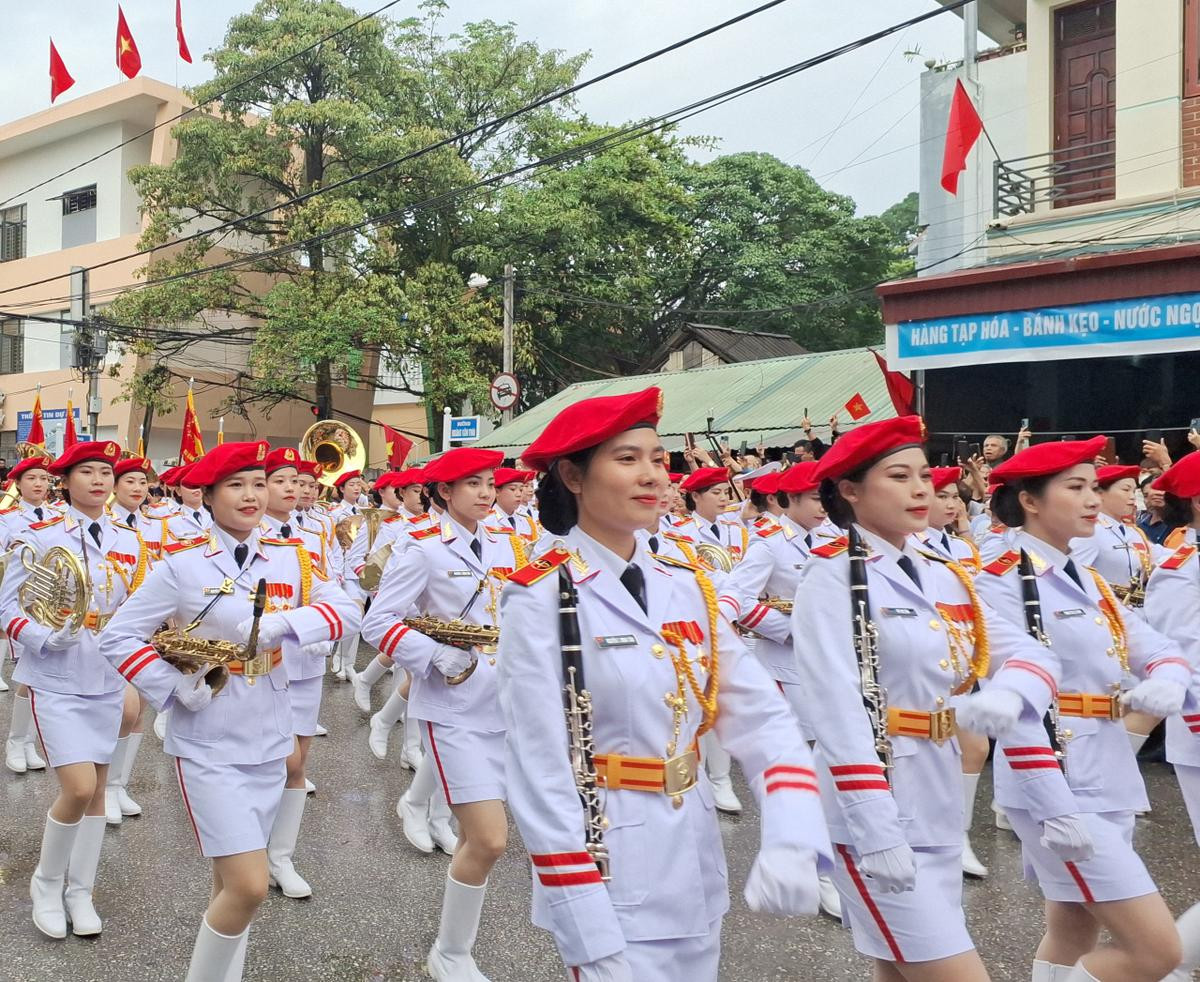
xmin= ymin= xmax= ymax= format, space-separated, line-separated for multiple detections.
xmin=70 ymin=265 xmax=103 ymax=439
xmin=502 ymin=263 xmax=514 ymax=426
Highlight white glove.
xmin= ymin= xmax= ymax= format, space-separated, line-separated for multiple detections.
xmin=235 ymin=612 xmax=291 ymax=652
xmin=570 ymin=954 xmax=632 ymax=982
xmin=955 ymin=687 xmax=1024 ymax=738
xmin=43 ymin=624 xmax=82 ymax=651
xmin=297 ymin=641 xmax=332 ymax=659
xmin=858 ymin=844 xmax=916 ymax=894
xmin=172 ymin=671 xmax=214 ymax=713
xmin=744 ymin=845 xmax=820 ymax=916
xmin=1039 ymin=815 xmax=1094 ymax=862
xmin=1120 ymin=677 xmax=1186 ymax=718
xmin=431 ymin=643 xmax=474 ymax=677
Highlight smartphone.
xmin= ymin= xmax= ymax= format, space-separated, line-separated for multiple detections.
xmin=1103 ymin=437 xmax=1117 ymax=463
xmin=1019 ymin=417 xmax=1029 ymax=431
xmin=787 ymin=451 xmax=799 ymax=464
xmin=1190 ymin=417 xmax=1200 ymax=434
xmin=939 ymin=452 xmax=949 ymax=466
xmin=685 ymin=432 xmax=696 ymax=451
xmin=969 ymin=442 xmax=981 ymax=458
xmin=1145 ymin=428 xmax=1161 ymax=444
xmin=953 ymin=436 xmax=969 ymax=461
xmin=738 ymin=440 xmax=748 ymax=456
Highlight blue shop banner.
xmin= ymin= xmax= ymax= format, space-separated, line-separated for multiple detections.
xmin=16 ymin=408 xmax=85 ymax=444
xmin=886 ymin=290 xmax=1200 ymax=369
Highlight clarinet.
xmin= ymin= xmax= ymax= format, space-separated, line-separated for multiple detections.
xmin=558 ymin=566 xmax=610 ymax=880
xmin=1017 ymin=550 xmax=1066 ymax=770
xmin=848 ymin=525 xmax=893 ymax=783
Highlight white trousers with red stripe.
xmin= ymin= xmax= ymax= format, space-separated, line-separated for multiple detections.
xmin=567 ymin=916 xmax=722 ymax=981
xmin=27 ymin=686 xmax=123 ymax=767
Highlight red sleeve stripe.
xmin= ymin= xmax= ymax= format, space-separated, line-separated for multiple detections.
xmin=1007 ymin=760 xmax=1061 ymax=770
xmin=1187 ymin=723 xmax=1200 ymax=734
xmin=1183 ymin=713 xmax=1200 ymax=723
xmin=718 ymin=595 xmax=740 ymax=616
xmin=1004 ymin=659 xmax=1057 ymax=696
xmin=353 ymin=565 xmax=365 ymax=576
xmin=743 ymin=604 xmax=770 ymax=628
xmin=382 ymin=623 xmax=409 ymax=657
xmin=764 ymin=765 xmax=817 ymax=780
xmin=124 ymin=650 xmax=159 ymax=681
xmin=1145 ymin=657 xmax=1191 ymax=674
xmin=537 ymin=870 xmax=603 ymax=887
xmin=1003 ymin=746 xmax=1057 ymax=758
xmin=766 ymin=779 xmax=819 ymax=795
xmin=7 ymin=617 xmax=29 ymax=641
xmin=119 ymin=645 xmax=157 ymax=675
xmin=835 ymin=779 xmax=890 ymax=792
xmin=829 ymin=763 xmax=886 ymax=777
xmin=311 ymin=603 xmax=343 ymax=640
xmin=531 ymin=851 xmax=593 ymax=868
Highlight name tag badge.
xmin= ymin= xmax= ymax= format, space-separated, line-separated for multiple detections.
xmin=595 ymin=635 xmax=637 ymax=649
xmin=446 ymin=570 xmax=475 ymax=578
xmin=881 ymin=607 xmax=917 ymax=618
xmin=1054 ymin=608 xmax=1086 ymax=619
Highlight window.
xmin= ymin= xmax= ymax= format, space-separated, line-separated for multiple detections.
xmin=1188 ymin=0 xmax=1200 ymax=98
xmin=61 ymin=184 xmax=97 ymax=249
xmin=0 ymin=205 xmax=25 ymax=262
xmin=61 ymin=185 xmax=96 ymax=215
xmin=0 ymin=320 xmax=24 ymax=374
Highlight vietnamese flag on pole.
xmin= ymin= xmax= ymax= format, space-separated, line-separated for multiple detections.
xmin=28 ymin=388 xmax=46 ymax=448
xmin=870 ymin=349 xmax=915 ymax=415
xmin=63 ymin=394 xmax=78 ymax=449
xmin=381 ymin=423 xmax=413 ymax=469
xmin=176 ymin=0 xmax=193 ymax=64
xmin=116 ymin=5 xmax=142 ymax=79
xmin=49 ymin=39 xmax=76 ymax=103
xmin=179 ymin=379 xmax=205 ymax=463
xmin=843 ymin=393 xmax=871 ymax=422
xmin=940 ymin=79 xmax=983 ymax=195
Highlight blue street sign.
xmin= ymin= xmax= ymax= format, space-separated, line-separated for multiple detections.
xmin=448 ymin=415 xmax=481 ymax=442
xmin=17 ymin=408 xmax=82 ymax=442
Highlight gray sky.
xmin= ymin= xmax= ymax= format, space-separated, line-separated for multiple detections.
xmin=0 ymin=0 xmax=973 ymax=215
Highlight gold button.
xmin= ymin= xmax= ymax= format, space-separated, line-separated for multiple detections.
xmin=929 ymin=620 xmax=941 ymax=631
xmin=939 ymin=659 xmax=950 ymax=670
xmin=935 ymin=696 xmax=945 ymax=706
xmin=651 ymin=644 xmax=666 ymax=658
xmin=1063 ymin=729 xmax=1073 ymax=739
xmin=1105 ymin=648 xmax=1114 ymax=656
xmin=1094 ymin=617 xmax=1105 ymax=626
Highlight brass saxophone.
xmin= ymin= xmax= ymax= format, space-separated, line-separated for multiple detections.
xmin=403 ymin=616 xmax=499 ymax=686
xmin=848 ymin=526 xmax=892 ymax=782
xmin=760 ymin=596 xmax=793 ymax=614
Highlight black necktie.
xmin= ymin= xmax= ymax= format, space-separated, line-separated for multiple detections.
xmin=234 ymin=543 xmax=249 ymax=569
xmin=193 ymin=511 xmax=201 ymax=523
xmin=648 ymin=534 xmax=659 ymax=554
xmin=470 ymin=537 xmax=482 ymax=560
xmin=941 ymin=532 xmax=952 ymax=553
xmin=1063 ymin=558 xmax=1085 ymax=590
xmin=280 ymin=523 xmax=291 ymax=538
xmin=896 ymin=554 xmax=922 ymax=590
xmin=507 ymin=516 xmax=517 ymax=530
xmin=128 ymin=513 xmax=137 ymax=526
xmin=804 ymin=532 xmax=813 ymax=549
xmin=34 ymin=506 xmax=43 ymax=521
xmin=88 ymin=521 xmax=102 ymax=546
xmin=710 ymin=522 xmax=719 ymax=539
xmin=620 ymin=564 xmax=647 ymax=612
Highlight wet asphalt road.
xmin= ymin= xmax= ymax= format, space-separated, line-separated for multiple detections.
xmin=1 ymin=663 xmax=1198 ymax=982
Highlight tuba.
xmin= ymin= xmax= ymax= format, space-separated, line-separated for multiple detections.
xmin=300 ymin=419 xmax=366 ymax=488
xmin=694 ymin=542 xmax=734 ymax=573
xmin=18 ymin=544 xmax=91 ymax=631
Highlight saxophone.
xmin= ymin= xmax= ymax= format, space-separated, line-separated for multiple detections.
xmin=403 ymin=616 xmax=499 ymax=685
xmin=848 ymin=526 xmax=892 ymax=782
xmin=760 ymin=596 xmax=793 ymax=614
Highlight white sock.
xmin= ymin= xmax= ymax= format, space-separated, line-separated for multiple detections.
xmin=963 ymin=771 xmax=983 ymax=832
xmin=378 ymin=689 xmax=406 ymax=728
xmin=359 ymin=656 xmax=389 ymax=687
xmin=1126 ymin=730 xmax=1149 ymax=754
xmin=408 ymin=748 xmax=436 ymax=805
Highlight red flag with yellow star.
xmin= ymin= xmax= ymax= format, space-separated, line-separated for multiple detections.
xmin=50 ymin=39 xmax=76 ymax=103
xmin=63 ymin=396 xmax=78 ymax=449
xmin=27 ymin=390 xmax=46 ymax=447
xmin=843 ymin=393 xmax=870 ymax=422
xmin=116 ymin=6 xmax=142 ymax=79
xmin=381 ymin=423 xmax=412 ymax=469
xmin=179 ymin=382 xmax=205 ymax=463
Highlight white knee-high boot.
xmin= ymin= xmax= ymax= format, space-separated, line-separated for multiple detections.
xmin=1163 ymin=900 xmax=1200 ymax=981
xmin=700 ymin=730 xmax=741 ymax=813
xmin=368 ymin=687 xmax=406 ymax=759
xmin=352 ymin=654 xmax=389 ymax=710
xmin=1065 ymin=962 xmax=1099 ymax=981
xmin=64 ymin=815 xmax=106 ymax=935
xmin=962 ymin=771 xmax=988 ymax=877
xmin=185 ymin=918 xmax=246 ymax=982
xmin=30 ymin=813 xmax=80 ymax=938
xmin=1031 ymin=960 xmax=1074 ymax=981
xmin=6 ymin=691 xmax=35 ymax=773
xmin=105 ymin=736 xmax=130 ymax=825
xmin=427 ymin=874 xmax=489 ymax=982
xmin=267 ymin=788 xmax=312 ymax=899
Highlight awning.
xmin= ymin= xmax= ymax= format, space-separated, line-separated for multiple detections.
xmin=473 ymin=346 xmax=897 ymax=456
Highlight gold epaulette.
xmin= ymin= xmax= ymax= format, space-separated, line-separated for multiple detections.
xmin=756 ymin=524 xmax=783 ymax=538
xmin=811 ymin=536 xmax=848 ymax=559
xmin=28 ymin=515 xmax=65 ymax=531
xmin=163 ymin=537 xmax=208 ymax=555
xmin=506 ymin=547 xmax=571 ymax=587
xmin=409 ymin=526 xmax=439 ymax=540
xmin=651 ymin=553 xmax=700 ymax=572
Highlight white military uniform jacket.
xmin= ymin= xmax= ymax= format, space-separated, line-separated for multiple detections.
xmin=490 ymin=505 xmax=540 ymax=544
xmin=261 ymin=515 xmax=333 ymax=682
xmin=0 ymin=499 xmax=51 ymax=548
xmin=3 ymin=510 xmax=149 ymax=696
xmin=791 ymin=525 xmax=1059 ymax=853
xmin=975 ymin=529 xmax=1191 ymax=820
xmin=498 ymin=526 xmax=832 ymax=966
xmin=110 ymin=506 xmax=168 ymax=561
xmin=1143 ymin=528 xmax=1200 ymax=768
xmin=913 ymin=527 xmax=982 ymax=573
xmin=683 ymin=511 xmax=750 ymax=560
xmin=1071 ymin=512 xmax=1154 ymax=591
xmin=293 ymin=506 xmax=343 ymax=583
xmin=360 ymin=515 xmax=522 ymax=732
xmin=167 ymin=507 xmax=213 ymax=542
xmin=97 ymin=526 xmax=359 ymax=764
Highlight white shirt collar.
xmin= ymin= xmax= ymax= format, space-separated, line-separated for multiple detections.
xmin=574 ymin=526 xmax=639 ymax=583
xmin=212 ymin=523 xmax=259 ymax=559
xmin=1018 ymin=530 xmax=1074 ymax=570
xmin=855 ymin=523 xmax=919 ymax=565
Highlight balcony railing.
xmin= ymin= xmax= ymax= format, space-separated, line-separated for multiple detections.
xmin=993 ymin=138 xmax=1115 ymax=217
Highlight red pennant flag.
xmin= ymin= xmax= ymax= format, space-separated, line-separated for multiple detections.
xmin=176 ymin=0 xmax=193 ymax=64
xmin=870 ymin=349 xmax=915 ymax=416
xmin=940 ymin=79 xmax=983 ymax=195
xmin=49 ymin=40 xmax=76 ymax=103
xmin=27 ymin=391 xmax=46 ymax=448
xmin=63 ymin=397 xmax=78 ymax=449
xmin=381 ymin=423 xmax=413 ymax=469
xmin=179 ymin=383 xmax=205 ymax=463
xmin=116 ymin=6 xmax=142 ymax=80
xmin=843 ymin=393 xmax=871 ymax=422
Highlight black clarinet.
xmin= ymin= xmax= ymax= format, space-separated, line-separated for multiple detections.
xmin=558 ymin=566 xmax=610 ymax=879
xmin=848 ymin=525 xmax=892 ymax=783
xmin=1017 ymin=550 xmax=1066 ymax=769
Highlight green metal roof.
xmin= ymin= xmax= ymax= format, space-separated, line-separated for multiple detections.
xmin=475 ymin=346 xmax=897 ymax=455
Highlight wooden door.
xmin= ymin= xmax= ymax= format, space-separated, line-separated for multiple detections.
xmin=1053 ymin=0 xmax=1116 ymax=206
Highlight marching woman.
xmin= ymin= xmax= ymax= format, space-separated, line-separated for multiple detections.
xmin=103 ymin=455 xmax=163 ymax=825
xmin=679 ymin=468 xmax=750 ymax=560
xmin=975 ymin=438 xmax=1190 ymax=982
xmin=3 ymin=454 xmax=54 ymax=774
xmin=97 ymin=441 xmax=360 ymax=980
xmin=1141 ymin=451 xmax=1200 ymax=982
xmin=791 ymin=417 xmax=1063 ymax=982
xmin=361 ymin=447 xmax=522 ymax=980
xmin=499 ymin=388 xmax=832 ymax=982
xmin=167 ymin=462 xmax=215 ymax=541
xmin=0 ymin=441 xmax=149 ymax=938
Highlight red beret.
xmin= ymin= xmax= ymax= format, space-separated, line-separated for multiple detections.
xmin=681 ymin=467 xmax=728 ymax=493
xmin=751 ymin=472 xmax=781 ymax=495
xmin=387 ymin=467 xmax=425 ymax=488
xmin=424 ymin=448 xmax=503 ymax=485
xmin=332 ymin=469 xmax=361 ymax=489
xmin=1096 ymin=464 xmax=1140 ymax=487
xmin=49 ymin=439 xmax=122 ymax=476
xmin=813 ymin=416 xmax=926 ymax=483
xmin=930 ymin=466 xmax=963 ymax=492
xmin=264 ymin=447 xmax=300 ymax=474
xmin=1153 ymin=452 xmax=1200 ymax=498
xmin=493 ymin=467 xmax=526 ymax=488
xmin=668 ymin=472 xmax=685 ymax=484
xmin=372 ymin=471 xmax=397 ymax=490
xmin=522 ymin=387 xmax=662 ymax=472
xmin=157 ymin=466 xmax=180 ymax=486
xmin=989 ymin=436 xmax=1106 ymax=487
xmin=777 ymin=461 xmax=820 ymax=494
xmin=9 ymin=457 xmax=51 ymax=481
xmin=182 ymin=441 xmax=269 ymax=488
xmin=296 ymin=460 xmax=322 ymax=479
xmin=114 ymin=456 xmax=153 ymax=479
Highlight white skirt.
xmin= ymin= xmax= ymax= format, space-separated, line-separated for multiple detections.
xmin=832 ymin=844 xmax=973 ymax=964
xmin=29 ymin=687 xmax=123 ymax=767
xmin=566 ymin=916 xmax=722 ymax=982
xmin=1178 ymin=764 xmax=1200 ymax=848
xmin=288 ymin=675 xmax=323 ymax=737
xmin=421 ymin=720 xmax=505 ymax=805
xmin=1006 ymin=807 xmax=1157 ymax=903
xmin=174 ymin=755 xmax=287 ymax=858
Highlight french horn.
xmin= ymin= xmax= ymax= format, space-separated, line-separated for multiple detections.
xmin=18 ymin=544 xmax=91 ymax=631
xmin=694 ymin=542 xmax=735 ymax=573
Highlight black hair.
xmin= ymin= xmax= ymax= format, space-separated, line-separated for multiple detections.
xmin=990 ymin=474 xmax=1054 ymax=528
xmin=1161 ymin=491 xmax=1195 ymax=530
xmin=426 ymin=482 xmax=446 ymax=510
xmin=61 ymin=488 xmax=72 ymax=505
xmin=536 ymin=447 xmax=597 ymax=535
xmin=774 ymin=490 xmax=791 ymax=510
xmin=370 ymin=489 xmax=383 ymax=507
xmin=818 ymin=462 xmax=871 ymax=528
xmin=749 ymin=489 xmax=769 ymax=511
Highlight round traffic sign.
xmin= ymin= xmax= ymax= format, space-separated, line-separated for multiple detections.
xmin=489 ymin=372 xmax=520 ymax=412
